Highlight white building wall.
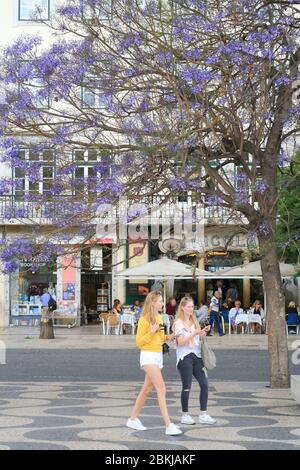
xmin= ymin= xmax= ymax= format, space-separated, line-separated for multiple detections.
xmin=0 ymin=1 xmax=58 ymax=45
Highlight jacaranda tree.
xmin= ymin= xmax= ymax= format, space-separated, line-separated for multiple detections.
xmin=0 ymin=0 xmax=300 ymax=385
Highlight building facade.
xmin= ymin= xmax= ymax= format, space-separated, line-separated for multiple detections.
xmin=0 ymin=1 xmax=298 ymax=328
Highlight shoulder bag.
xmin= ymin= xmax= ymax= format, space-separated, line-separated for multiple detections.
xmin=201 ymin=336 xmax=216 ymax=370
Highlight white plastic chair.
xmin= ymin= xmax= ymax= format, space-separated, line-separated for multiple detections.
xmin=286 ymin=323 xmax=300 ymax=335
xmin=106 ymin=313 xmax=121 ymax=335
xmin=99 ymin=312 xmax=109 ymax=335
xmin=121 ymin=313 xmax=135 ymax=335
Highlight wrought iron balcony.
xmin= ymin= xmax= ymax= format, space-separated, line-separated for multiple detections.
xmin=0 ymin=194 xmax=245 ymax=226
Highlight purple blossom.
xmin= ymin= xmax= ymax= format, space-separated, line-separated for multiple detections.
xmin=234 ymin=192 xmax=249 ymax=205
xmin=274 ymin=76 xmax=292 ymax=87
xmin=255 ymin=181 xmax=268 ymax=193
xmin=258 ymin=223 xmax=270 ymax=236
xmin=182 ymin=68 xmax=213 ymax=83
xmin=207 ymin=195 xmax=222 ymax=206
xmin=278 ymin=151 xmax=292 ymax=168
xmin=279 ymin=241 xmax=290 ymax=249
xmin=156 ymin=51 xmax=173 ymax=65
xmin=185 ymin=50 xmax=202 ymax=60
xmin=4 ymin=35 xmax=42 ymax=57
xmin=164 ymin=95 xmax=177 ymax=103
xmin=167 ymin=143 xmax=182 ymax=153
xmin=169 ymin=178 xmax=187 ymax=191
xmin=118 ymin=34 xmax=144 ymax=51
xmin=58 ymin=6 xmax=81 ymax=16
xmin=0 ymin=178 xmax=13 ymax=195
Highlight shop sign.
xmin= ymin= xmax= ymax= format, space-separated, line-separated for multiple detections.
xmin=20 ymin=255 xmax=48 ymax=268
xmin=204 ymin=233 xmax=257 ymax=249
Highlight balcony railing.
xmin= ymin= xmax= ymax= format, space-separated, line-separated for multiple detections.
xmin=0 ymin=195 xmax=245 ymax=226
xmin=0 ymin=195 xmax=74 ymax=223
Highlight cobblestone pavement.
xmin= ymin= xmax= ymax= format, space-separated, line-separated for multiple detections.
xmin=0 ymin=380 xmax=299 ymax=450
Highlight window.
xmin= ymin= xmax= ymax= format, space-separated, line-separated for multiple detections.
xmin=18 ymin=0 xmax=50 ymax=21
xmin=28 ymin=149 xmax=40 ymax=161
xmin=18 ymin=62 xmax=50 ymax=109
xmin=74 ymin=149 xmax=98 ymax=196
xmin=42 ymin=149 xmax=54 ymax=162
xmin=72 ymin=148 xmax=111 ymax=197
xmin=13 ymin=148 xmax=55 ymax=198
xmin=24 ymin=77 xmax=50 ymax=109
xmin=42 ymin=166 xmax=54 ymax=195
xmin=81 ymin=86 xmax=111 ymax=109
xmin=14 ymin=168 xmax=25 ymax=199
xmin=87 ymin=149 xmax=98 ymax=161
xmin=74 ymin=149 xmax=99 ymax=163
xmin=178 ymin=192 xmax=188 ymax=203
xmin=42 ymin=150 xmax=54 ymax=195
xmin=29 ymin=181 xmax=39 ymax=195
xmin=74 ymin=167 xmax=85 ymax=197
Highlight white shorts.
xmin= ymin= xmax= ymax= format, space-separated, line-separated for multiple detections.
xmin=140 ymin=351 xmax=163 ymax=369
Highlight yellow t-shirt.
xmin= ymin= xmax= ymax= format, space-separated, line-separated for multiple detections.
xmin=136 ymin=314 xmax=166 ymax=352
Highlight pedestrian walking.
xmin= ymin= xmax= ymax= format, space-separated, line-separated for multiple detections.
xmin=40 ymin=288 xmax=50 ymax=319
xmin=208 ymin=291 xmax=224 ymax=336
xmin=126 ymin=291 xmax=182 ymax=435
xmin=173 ymin=297 xmax=216 ymax=425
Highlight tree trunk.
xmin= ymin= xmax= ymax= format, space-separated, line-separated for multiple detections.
xmin=39 ymin=309 xmax=55 ymax=339
xmin=259 ymin=237 xmax=289 ymax=388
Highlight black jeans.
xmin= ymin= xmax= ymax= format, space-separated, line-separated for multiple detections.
xmin=177 ymin=353 xmax=208 ymax=412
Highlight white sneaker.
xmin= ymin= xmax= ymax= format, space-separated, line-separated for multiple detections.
xmin=199 ymin=414 xmax=216 ymax=425
xmin=181 ymin=414 xmax=195 ymax=425
xmin=165 ymin=422 xmax=183 ymax=435
xmin=126 ymin=418 xmax=147 ymax=431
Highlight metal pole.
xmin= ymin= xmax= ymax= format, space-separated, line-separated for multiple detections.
xmin=263 ymin=283 xmax=267 ymax=334
xmin=164 ymin=280 xmax=167 ymax=315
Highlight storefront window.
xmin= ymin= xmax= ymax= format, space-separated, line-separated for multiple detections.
xmin=10 ymin=260 xmax=57 ymax=327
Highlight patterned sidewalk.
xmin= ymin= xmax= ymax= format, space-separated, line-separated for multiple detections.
xmin=0 ymin=380 xmax=300 ymax=450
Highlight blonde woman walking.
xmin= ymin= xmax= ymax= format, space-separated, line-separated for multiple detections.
xmin=173 ymin=297 xmax=216 ymax=425
xmin=126 ymin=291 xmax=182 ymax=436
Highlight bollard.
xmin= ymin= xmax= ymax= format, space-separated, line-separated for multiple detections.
xmin=0 ymin=341 xmax=6 ymax=365
xmin=291 ymin=340 xmax=300 ymax=366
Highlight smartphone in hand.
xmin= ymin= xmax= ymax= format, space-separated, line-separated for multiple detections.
xmin=203 ymin=325 xmax=211 ymax=332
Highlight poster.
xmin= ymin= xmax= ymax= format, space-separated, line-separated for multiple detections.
xmin=128 ymin=241 xmax=148 ymax=284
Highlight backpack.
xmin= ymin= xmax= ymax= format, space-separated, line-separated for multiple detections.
xmin=48 ymin=296 xmax=57 ymax=312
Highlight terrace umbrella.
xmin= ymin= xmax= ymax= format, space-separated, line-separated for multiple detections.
xmin=114 ymin=257 xmax=213 ymax=310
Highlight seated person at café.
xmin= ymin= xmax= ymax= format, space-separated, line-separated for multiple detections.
xmin=286 ymin=301 xmax=300 ymax=334
xmin=222 ymin=297 xmax=234 ymax=311
xmin=250 ymin=300 xmax=265 ymax=333
xmin=112 ymin=299 xmax=123 ymax=318
xmin=166 ymin=298 xmax=177 ymax=316
xmin=135 ymin=302 xmax=143 ymax=321
xmin=229 ymin=300 xmax=244 ymax=334
xmin=195 ymin=300 xmax=209 ymax=323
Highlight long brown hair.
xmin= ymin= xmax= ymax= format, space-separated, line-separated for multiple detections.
xmin=174 ymin=296 xmax=200 ymax=331
xmin=141 ymin=291 xmax=162 ymax=324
